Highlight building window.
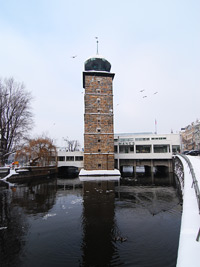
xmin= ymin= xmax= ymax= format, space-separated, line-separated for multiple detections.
xmin=98 ymin=139 xmax=101 ymax=143
xmin=75 ymin=156 xmax=83 ymax=161
xmin=97 ymin=109 xmax=101 ymax=113
xmin=98 ymin=149 xmax=101 ymax=152
xmin=114 ymin=145 xmax=118 ymax=153
xmin=97 ymin=128 xmax=101 ymax=133
xmin=135 ymin=138 xmax=150 ymax=141
xmin=153 ymin=145 xmax=169 ymax=153
xmin=119 ymin=145 xmax=124 ymax=153
xmin=97 ymin=98 xmax=100 ymax=104
xmin=66 ymin=156 xmax=74 ymax=161
xmin=119 ymin=138 xmax=134 ymax=142
xmin=136 ymin=145 xmax=151 ymax=153
xmin=119 ymin=145 xmax=130 ymax=153
xmin=172 ymin=145 xmax=180 ymax=154
xmin=151 ymin=137 xmax=167 ymax=140
xmin=96 ymin=89 xmax=101 ymax=94
xmin=58 ymin=156 xmax=65 ymax=161
xmin=98 ymin=164 xmax=101 ymax=168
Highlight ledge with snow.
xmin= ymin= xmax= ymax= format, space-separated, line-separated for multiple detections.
xmin=79 ymin=169 xmax=121 ymax=181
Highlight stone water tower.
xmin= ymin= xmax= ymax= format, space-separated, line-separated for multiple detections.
xmin=82 ymin=54 xmax=115 ymax=172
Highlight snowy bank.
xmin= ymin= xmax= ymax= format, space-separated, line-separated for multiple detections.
xmin=176 ymin=155 xmax=200 ymax=267
xmin=0 ymin=169 xmax=17 ymax=187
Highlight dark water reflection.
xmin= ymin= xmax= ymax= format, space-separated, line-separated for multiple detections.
xmin=0 ymin=175 xmax=182 ymax=267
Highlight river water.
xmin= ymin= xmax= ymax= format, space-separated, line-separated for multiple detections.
xmin=0 ymin=175 xmax=182 ymax=267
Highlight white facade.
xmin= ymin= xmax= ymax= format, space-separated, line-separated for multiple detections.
xmin=57 ymin=133 xmax=181 ymax=170
xmin=57 ymin=150 xmax=84 ymax=169
xmin=114 ymin=133 xmax=181 ymax=160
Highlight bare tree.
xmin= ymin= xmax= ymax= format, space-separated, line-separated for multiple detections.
xmin=15 ymin=136 xmax=57 ymax=166
xmin=0 ymin=77 xmax=33 ymax=165
xmin=63 ymin=138 xmax=80 ymax=151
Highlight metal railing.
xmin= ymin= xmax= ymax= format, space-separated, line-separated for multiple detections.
xmin=174 ymin=156 xmax=184 ymax=193
xmin=178 ymin=154 xmax=200 ymax=241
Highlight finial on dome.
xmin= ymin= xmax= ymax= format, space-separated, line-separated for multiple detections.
xmin=95 ymin=37 xmax=99 ymax=55
xmin=84 ymin=39 xmax=111 ymax=72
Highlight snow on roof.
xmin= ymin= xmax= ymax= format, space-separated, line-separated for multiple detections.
xmin=85 ymin=54 xmax=107 ymax=61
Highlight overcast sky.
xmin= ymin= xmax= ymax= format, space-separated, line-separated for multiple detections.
xmin=0 ymin=0 xmax=199 ymax=147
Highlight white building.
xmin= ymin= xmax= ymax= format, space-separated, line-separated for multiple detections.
xmin=114 ymin=133 xmax=180 ymax=172
xmin=57 ymin=150 xmax=84 ymax=170
xmin=57 ymin=133 xmax=181 ymax=173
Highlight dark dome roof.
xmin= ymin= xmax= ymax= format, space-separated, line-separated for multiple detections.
xmin=84 ymin=55 xmax=111 ymax=72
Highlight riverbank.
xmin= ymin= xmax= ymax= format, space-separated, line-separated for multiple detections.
xmin=0 ymin=166 xmax=57 ymax=185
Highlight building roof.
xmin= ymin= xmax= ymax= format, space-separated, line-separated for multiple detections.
xmin=84 ymin=54 xmax=111 ymax=72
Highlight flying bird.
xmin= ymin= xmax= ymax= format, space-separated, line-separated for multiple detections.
xmin=143 ymin=96 xmax=147 ymax=98
xmin=140 ymin=89 xmax=145 ymax=92
xmin=153 ymin=92 xmax=158 ymax=95
xmin=71 ymin=55 xmax=77 ymax=58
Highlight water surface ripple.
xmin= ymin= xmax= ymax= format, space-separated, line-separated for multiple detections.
xmin=0 ymin=176 xmax=182 ymax=267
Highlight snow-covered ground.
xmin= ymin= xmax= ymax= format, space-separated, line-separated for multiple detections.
xmin=0 ymin=168 xmax=17 ymax=187
xmin=176 ymin=155 xmax=200 ymax=267
xmin=79 ymin=169 xmax=121 ymax=180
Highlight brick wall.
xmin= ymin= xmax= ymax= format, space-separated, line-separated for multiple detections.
xmin=83 ymin=72 xmax=115 ymax=170
xmin=84 ymin=154 xmax=114 ymax=170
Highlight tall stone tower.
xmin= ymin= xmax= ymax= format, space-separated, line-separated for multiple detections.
xmin=82 ymin=54 xmax=115 ymax=171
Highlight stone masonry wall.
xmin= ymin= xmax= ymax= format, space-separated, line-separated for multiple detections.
xmin=84 ymin=73 xmax=114 ymax=170
xmin=84 ymin=154 xmax=114 ymax=170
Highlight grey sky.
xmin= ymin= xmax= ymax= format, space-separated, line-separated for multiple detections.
xmin=0 ymin=0 xmax=199 ymax=147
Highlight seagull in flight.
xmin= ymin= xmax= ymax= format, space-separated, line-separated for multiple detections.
xmin=140 ymin=89 xmax=145 ymax=92
xmin=71 ymin=55 xmax=77 ymax=58
xmin=154 ymin=92 xmax=158 ymax=95
xmin=143 ymin=96 xmax=147 ymax=98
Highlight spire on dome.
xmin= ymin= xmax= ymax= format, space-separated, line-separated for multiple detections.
xmin=84 ymin=38 xmax=111 ymax=72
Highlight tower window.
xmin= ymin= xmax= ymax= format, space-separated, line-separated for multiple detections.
xmin=98 ymin=149 xmax=101 ymax=152
xmin=98 ymin=139 xmax=101 ymax=143
xmin=97 ymin=128 xmax=101 ymax=133
xmin=98 ymin=164 xmax=101 ymax=168
xmin=96 ymin=89 xmax=101 ymax=94
xmin=97 ymin=98 xmax=100 ymax=104
xmin=97 ymin=109 xmax=101 ymax=113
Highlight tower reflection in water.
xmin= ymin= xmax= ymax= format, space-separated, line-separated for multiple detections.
xmin=81 ymin=180 xmax=122 ymax=266
xmin=0 ymin=180 xmax=57 ymax=266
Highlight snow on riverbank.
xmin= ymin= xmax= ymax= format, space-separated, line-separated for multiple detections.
xmin=176 ymin=155 xmax=200 ymax=267
xmin=0 ymin=168 xmax=17 ymax=187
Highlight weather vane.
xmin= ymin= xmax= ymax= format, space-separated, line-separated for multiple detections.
xmin=95 ymin=37 xmax=99 ymax=55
